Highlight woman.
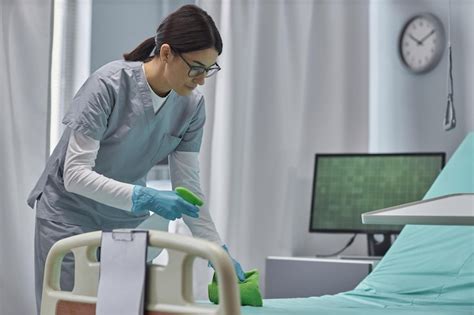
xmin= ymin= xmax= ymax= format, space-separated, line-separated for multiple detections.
xmin=28 ymin=4 xmax=244 ymax=313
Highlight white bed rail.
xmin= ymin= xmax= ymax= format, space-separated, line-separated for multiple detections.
xmin=41 ymin=230 xmax=241 ymax=315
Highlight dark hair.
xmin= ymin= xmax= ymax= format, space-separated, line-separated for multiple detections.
xmin=123 ymin=4 xmax=222 ymax=61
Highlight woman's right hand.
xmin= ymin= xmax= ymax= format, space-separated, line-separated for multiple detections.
xmin=131 ymin=186 xmax=199 ymax=220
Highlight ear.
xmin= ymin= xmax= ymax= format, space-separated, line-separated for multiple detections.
xmin=159 ymin=44 xmax=173 ymax=63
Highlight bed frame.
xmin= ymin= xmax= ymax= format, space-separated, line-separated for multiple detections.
xmin=41 ymin=230 xmax=241 ymax=314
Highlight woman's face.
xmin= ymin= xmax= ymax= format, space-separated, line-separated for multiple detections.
xmin=164 ymin=47 xmax=219 ymax=96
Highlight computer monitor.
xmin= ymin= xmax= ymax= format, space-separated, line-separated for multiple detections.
xmin=309 ymin=153 xmax=445 ymax=256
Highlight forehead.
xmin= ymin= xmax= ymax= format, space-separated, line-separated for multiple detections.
xmin=182 ymin=48 xmax=218 ymax=67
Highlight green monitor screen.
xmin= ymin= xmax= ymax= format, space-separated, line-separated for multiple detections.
xmin=309 ymin=153 xmax=445 ymax=234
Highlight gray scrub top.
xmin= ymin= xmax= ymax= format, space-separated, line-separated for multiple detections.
xmin=27 ymin=60 xmax=206 ymax=229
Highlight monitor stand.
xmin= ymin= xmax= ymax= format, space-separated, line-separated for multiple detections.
xmin=337 ymin=233 xmax=393 ymax=261
xmin=367 ymin=233 xmax=392 ymax=257
xmin=339 ymin=233 xmax=391 ymax=260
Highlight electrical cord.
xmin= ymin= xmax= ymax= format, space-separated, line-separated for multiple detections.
xmin=444 ymin=0 xmax=456 ymax=131
xmin=315 ymin=233 xmax=357 ymax=258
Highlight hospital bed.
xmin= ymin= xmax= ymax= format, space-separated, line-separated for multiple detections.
xmin=42 ymin=133 xmax=474 ymax=315
xmin=239 ymin=133 xmax=474 ymax=315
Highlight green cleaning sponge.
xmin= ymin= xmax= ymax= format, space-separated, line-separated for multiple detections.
xmin=208 ymin=269 xmax=263 ymax=307
xmin=175 ymin=186 xmax=204 ymax=206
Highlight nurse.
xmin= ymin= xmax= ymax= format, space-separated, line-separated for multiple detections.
xmin=28 ymin=4 xmax=245 ymax=313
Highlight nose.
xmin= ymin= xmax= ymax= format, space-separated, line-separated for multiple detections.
xmin=193 ymin=74 xmax=206 ymax=86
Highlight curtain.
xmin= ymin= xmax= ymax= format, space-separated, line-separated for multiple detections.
xmin=197 ymin=0 xmax=370 ymax=294
xmin=0 ymin=0 xmax=52 ymax=313
xmin=49 ymin=0 xmax=92 ymax=153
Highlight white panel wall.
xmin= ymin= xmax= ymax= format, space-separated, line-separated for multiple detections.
xmin=370 ymin=0 xmax=474 ymax=158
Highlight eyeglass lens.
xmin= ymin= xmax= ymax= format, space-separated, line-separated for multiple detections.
xmin=189 ymin=67 xmax=219 ymax=78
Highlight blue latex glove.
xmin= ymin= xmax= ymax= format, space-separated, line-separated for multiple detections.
xmin=209 ymin=245 xmax=246 ymax=282
xmin=131 ymin=186 xmax=199 ymax=220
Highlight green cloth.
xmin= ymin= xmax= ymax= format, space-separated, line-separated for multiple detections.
xmin=208 ymin=269 xmax=263 ymax=307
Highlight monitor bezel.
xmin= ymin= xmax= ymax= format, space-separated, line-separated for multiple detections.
xmin=308 ymin=152 xmax=446 ymax=234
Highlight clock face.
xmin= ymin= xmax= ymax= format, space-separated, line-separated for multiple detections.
xmin=399 ymin=14 xmax=445 ymax=73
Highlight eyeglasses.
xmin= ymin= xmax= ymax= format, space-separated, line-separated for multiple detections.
xmin=178 ymin=53 xmax=221 ymax=78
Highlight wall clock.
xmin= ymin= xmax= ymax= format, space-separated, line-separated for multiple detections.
xmin=399 ymin=13 xmax=445 ymax=74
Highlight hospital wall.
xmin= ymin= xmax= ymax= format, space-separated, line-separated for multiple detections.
xmin=369 ymin=0 xmax=474 ymax=158
xmin=296 ymin=0 xmax=474 ymax=258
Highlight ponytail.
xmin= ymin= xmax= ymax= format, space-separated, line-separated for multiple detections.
xmin=124 ymin=5 xmax=222 ymax=62
xmin=123 ymin=37 xmax=156 ymax=62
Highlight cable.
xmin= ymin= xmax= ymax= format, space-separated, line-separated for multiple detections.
xmin=444 ymin=0 xmax=456 ymax=131
xmin=315 ymin=233 xmax=357 ymax=258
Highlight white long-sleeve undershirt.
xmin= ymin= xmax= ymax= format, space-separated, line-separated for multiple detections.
xmin=63 ymin=131 xmax=221 ymax=243
xmin=63 ymin=131 xmax=204 ymax=211
xmin=63 ymin=132 xmax=135 ymax=210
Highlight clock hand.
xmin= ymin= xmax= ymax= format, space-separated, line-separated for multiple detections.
xmin=420 ymin=29 xmax=435 ymax=44
xmin=408 ymin=33 xmax=422 ymax=45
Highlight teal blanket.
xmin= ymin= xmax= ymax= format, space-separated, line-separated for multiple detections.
xmin=243 ymin=133 xmax=474 ymax=315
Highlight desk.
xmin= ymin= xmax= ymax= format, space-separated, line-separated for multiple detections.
xmin=362 ymin=193 xmax=474 ymax=225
